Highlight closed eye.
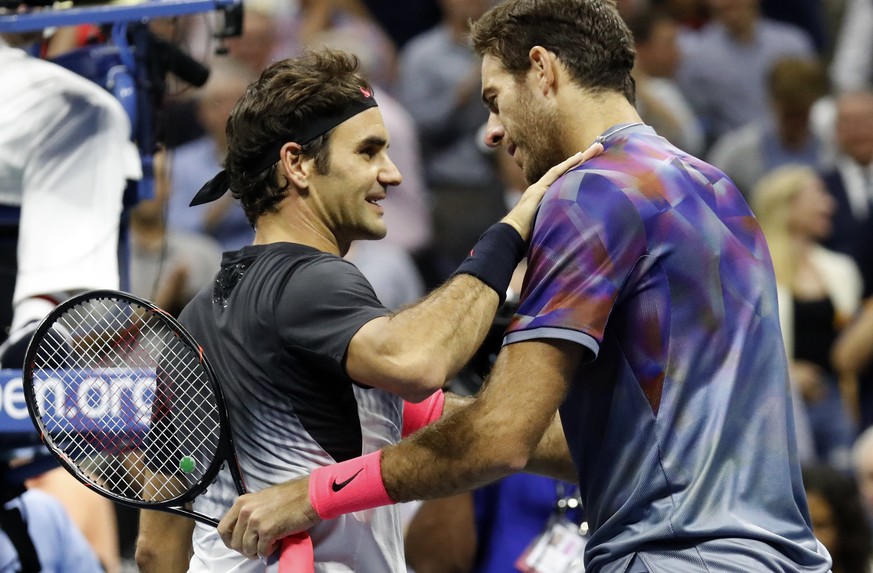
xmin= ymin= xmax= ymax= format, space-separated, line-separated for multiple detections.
xmin=485 ymin=96 xmax=498 ymax=114
xmin=482 ymin=89 xmax=498 ymax=114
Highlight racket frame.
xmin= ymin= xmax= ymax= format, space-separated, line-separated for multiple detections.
xmin=22 ymin=289 xmax=247 ymax=526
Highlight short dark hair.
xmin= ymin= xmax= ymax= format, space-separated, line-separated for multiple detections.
xmin=767 ymin=56 xmax=829 ymax=108
xmin=470 ymin=0 xmax=636 ymax=104
xmin=224 ymin=49 xmax=373 ymax=225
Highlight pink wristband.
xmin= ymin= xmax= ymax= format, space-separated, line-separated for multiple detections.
xmin=309 ymin=451 xmax=395 ymax=520
xmin=402 ymin=390 xmax=446 ymax=438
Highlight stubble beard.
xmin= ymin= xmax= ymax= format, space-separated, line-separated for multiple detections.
xmin=517 ymin=101 xmax=568 ymax=185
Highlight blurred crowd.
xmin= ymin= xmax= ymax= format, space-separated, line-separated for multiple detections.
xmin=4 ymin=0 xmax=873 ymax=571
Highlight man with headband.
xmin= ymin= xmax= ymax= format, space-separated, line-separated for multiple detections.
xmin=135 ymin=49 xmax=598 ymax=572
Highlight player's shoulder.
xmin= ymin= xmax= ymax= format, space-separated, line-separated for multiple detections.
xmin=550 ymin=135 xmax=729 ymax=209
xmin=563 ymin=136 xmax=673 ymax=194
xmin=254 ymin=244 xmax=366 ymax=289
xmin=266 ymin=243 xmax=355 ymax=270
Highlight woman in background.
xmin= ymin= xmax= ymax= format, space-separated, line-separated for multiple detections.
xmin=752 ymin=165 xmax=862 ymax=470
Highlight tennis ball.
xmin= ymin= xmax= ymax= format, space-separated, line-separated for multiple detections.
xmin=179 ymin=456 xmax=196 ymax=474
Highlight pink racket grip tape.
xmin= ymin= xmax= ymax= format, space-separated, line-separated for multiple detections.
xmin=278 ymin=533 xmax=314 ymax=573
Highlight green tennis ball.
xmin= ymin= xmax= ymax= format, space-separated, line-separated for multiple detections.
xmin=179 ymin=456 xmax=196 ymax=474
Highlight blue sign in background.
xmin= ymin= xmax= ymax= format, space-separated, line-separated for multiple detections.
xmin=0 ymin=370 xmax=35 ymax=435
xmin=0 ymin=369 xmax=157 ymax=436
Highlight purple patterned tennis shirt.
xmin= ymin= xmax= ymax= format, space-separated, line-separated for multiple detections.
xmin=505 ymin=124 xmax=832 ymax=572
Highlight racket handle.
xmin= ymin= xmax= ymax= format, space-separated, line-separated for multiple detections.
xmin=278 ymin=533 xmax=314 ymax=573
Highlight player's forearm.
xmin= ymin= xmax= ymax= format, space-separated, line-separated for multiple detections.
xmin=349 ymin=274 xmax=505 ymax=401
xmin=423 ymin=392 xmax=576 ymax=482
xmin=386 ymin=274 xmax=501 ymax=380
xmin=353 ymin=218 xmax=530 ymax=398
xmin=383 ymin=396 xmax=529 ymax=501
xmin=525 ymin=412 xmax=579 ymax=483
xmin=380 ymin=344 xmax=574 ymax=502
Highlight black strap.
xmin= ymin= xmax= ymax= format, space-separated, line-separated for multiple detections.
xmin=0 ymin=505 xmax=42 ymax=573
xmin=190 ymin=170 xmax=230 ymax=206
xmin=452 ymin=222 xmax=526 ymax=305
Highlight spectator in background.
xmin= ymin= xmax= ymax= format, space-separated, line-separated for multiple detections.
xmin=834 ymin=300 xmax=873 ymax=400
xmin=615 ymin=0 xmax=649 ymax=20
xmin=1 ymin=482 xmax=104 ymax=573
xmin=0 ymin=32 xmax=141 ymax=356
xmin=344 ymin=239 xmax=425 ymax=311
xmin=165 ymin=58 xmax=256 ymax=252
xmin=359 ymin=0 xmax=441 ymax=49
xmin=835 ymin=294 xmax=873 ymax=433
xmin=820 ymin=89 xmax=873 ymax=296
xmin=627 ymin=6 xmax=705 ymax=156
xmin=852 ymin=428 xmax=873 ymax=512
xmin=396 ymin=0 xmax=503 ymax=275
xmin=223 ymin=1 xmax=280 ymax=74
xmin=852 ymin=427 xmax=873 ymax=522
xmin=760 ymin=0 xmax=827 ymax=54
xmin=819 ymin=89 xmax=873 ymax=434
xmin=130 ymin=151 xmax=222 ymax=317
xmin=288 ymin=0 xmax=397 ymax=88
xmin=0 ymin=25 xmax=141 ymax=573
xmin=406 ymin=476 xmax=584 ymax=573
xmin=802 ymin=464 xmax=873 ymax=573
xmin=21 ymin=467 xmax=121 ymax=573
xmin=818 ymin=0 xmax=852 ymax=64
xmin=677 ymin=0 xmax=815 ymax=146
xmin=752 ymin=165 xmax=862 ymax=470
xmin=830 ymin=0 xmax=873 ymax=94
xmin=708 ymin=56 xmax=830 ymax=198
xmin=157 ymin=1 xmax=282 ymax=151
xmin=662 ymin=0 xmax=709 ymax=29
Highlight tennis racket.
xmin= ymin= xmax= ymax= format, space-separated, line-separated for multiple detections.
xmin=21 ymin=289 xmax=314 ymax=572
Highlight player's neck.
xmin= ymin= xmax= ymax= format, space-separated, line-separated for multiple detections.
xmin=253 ymin=201 xmax=342 ymax=256
xmin=560 ymin=90 xmax=643 ymax=153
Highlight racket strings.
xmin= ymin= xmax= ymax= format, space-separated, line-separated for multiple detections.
xmin=30 ymin=296 xmax=223 ymax=505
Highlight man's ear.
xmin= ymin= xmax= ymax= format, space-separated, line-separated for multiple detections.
xmin=528 ymin=46 xmax=559 ymax=97
xmin=279 ymin=142 xmax=311 ymax=190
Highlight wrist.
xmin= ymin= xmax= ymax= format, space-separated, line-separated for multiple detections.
xmin=452 ymin=222 xmax=526 ymax=305
xmin=301 ymin=477 xmax=323 ymax=527
xmin=308 ymin=452 xmax=395 ymax=520
xmin=498 ymin=217 xmax=524 ymax=238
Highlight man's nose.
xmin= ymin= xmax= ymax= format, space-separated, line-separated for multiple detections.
xmin=381 ymin=156 xmax=403 ymax=187
xmin=484 ymin=114 xmax=505 ymax=148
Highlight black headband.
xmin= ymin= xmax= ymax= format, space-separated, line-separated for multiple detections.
xmin=190 ymin=89 xmax=378 ymax=207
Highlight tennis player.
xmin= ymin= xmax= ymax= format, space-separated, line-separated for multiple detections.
xmin=135 ymin=49 xmax=598 ymax=572
xmin=217 ymin=2 xmax=834 ymax=572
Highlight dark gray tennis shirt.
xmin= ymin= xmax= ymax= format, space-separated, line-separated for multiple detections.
xmin=180 ymin=243 xmax=404 ymax=573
